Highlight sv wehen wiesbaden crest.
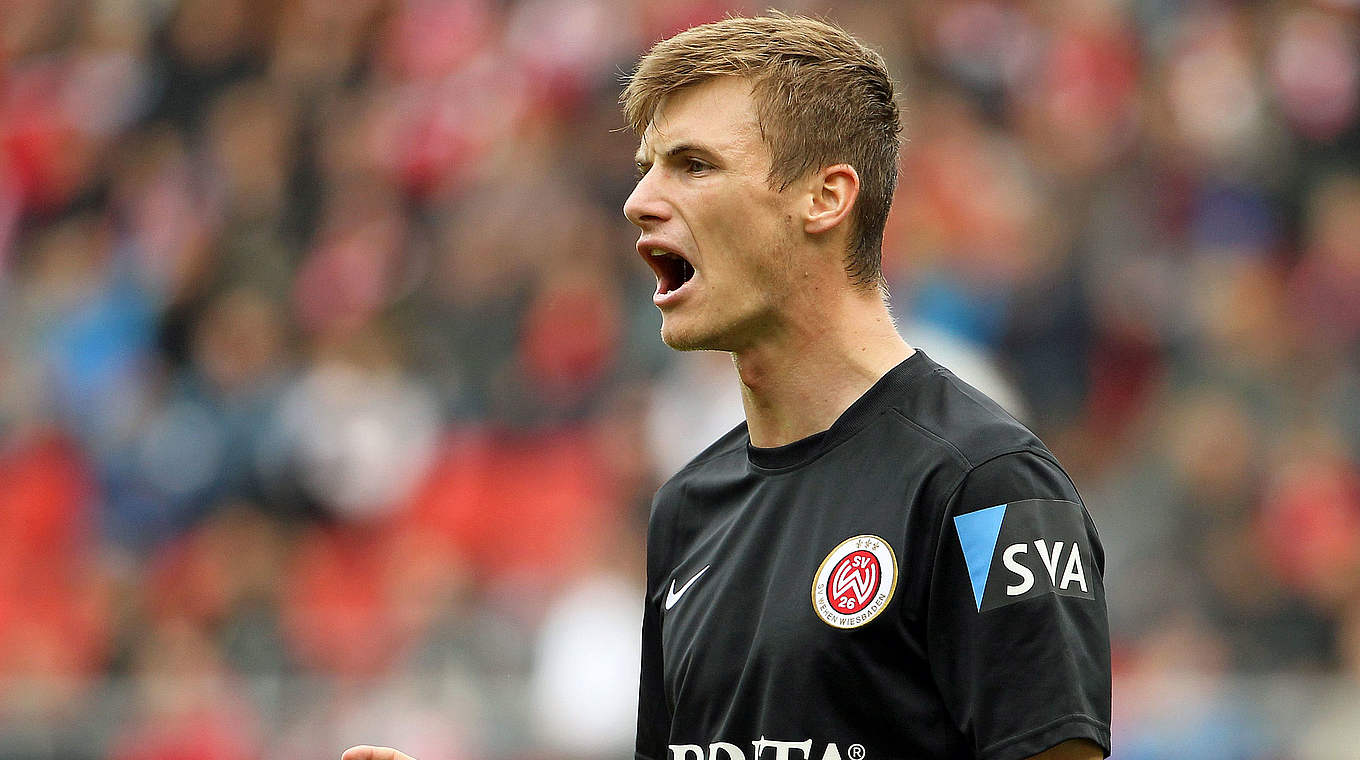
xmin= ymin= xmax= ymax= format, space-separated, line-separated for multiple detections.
xmin=812 ymin=534 xmax=898 ymax=629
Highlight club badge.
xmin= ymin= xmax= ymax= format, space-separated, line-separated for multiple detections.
xmin=812 ymin=534 xmax=898 ymax=629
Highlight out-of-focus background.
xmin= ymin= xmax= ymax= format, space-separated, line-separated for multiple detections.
xmin=2 ymin=0 xmax=1359 ymax=757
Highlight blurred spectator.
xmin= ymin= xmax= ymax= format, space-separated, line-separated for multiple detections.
xmin=108 ymin=617 xmax=262 ymax=760
xmin=273 ymin=326 xmax=440 ymax=522
xmin=1115 ymin=614 xmax=1272 ymax=759
xmin=527 ymin=523 xmax=643 ymax=759
xmin=1289 ymin=173 xmax=1360 ymax=350
xmin=0 ymin=431 xmax=107 ymax=717
xmin=1267 ymin=7 xmax=1360 ymax=145
xmin=3 ymin=0 xmax=1360 ymax=756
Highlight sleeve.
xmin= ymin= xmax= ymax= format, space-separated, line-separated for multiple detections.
xmin=636 ymin=498 xmax=673 ymax=760
xmin=927 ymin=450 xmax=1111 ymax=760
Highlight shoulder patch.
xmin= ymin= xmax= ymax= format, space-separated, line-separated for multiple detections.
xmin=953 ymin=499 xmax=1095 ymax=612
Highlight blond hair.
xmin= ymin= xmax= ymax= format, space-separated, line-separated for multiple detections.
xmin=621 ymin=12 xmax=901 ymax=288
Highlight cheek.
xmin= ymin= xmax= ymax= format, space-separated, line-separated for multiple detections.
xmin=742 ymin=207 xmax=798 ymax=271
xmin=686 ymin=184 xmax=795 ymax=279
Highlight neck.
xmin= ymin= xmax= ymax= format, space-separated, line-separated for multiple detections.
xmin=733 ymin=286 xmax=913 ymax=448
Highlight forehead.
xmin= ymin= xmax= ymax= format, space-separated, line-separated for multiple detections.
xmin=636 ymin=77 xmax=765 ymax=161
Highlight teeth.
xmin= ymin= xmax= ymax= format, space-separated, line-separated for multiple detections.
xmin=644 ymin=246 xmax=696 ymax=293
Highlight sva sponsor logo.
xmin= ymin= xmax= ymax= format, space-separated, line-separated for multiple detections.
xmin=953 ymin=499 xmax=1098 ymax=612
xmin=1001 ymin=539 xmax=1087 ymax=597
xmin=670 ymin=738 xmax=866 ymax=760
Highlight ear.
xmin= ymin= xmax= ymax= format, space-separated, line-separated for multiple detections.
xmin=804 ymin=163 xmax=860 ymax=236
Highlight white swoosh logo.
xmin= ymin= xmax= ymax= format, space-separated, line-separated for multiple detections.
xmin=664 ymin=565 xmax=711 ymax=611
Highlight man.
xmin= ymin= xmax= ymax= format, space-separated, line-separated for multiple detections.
xmin=343 ymin=12 xmax=1109 ymax=760
xmin=621 ymin=13 xmax=1109 ymax=760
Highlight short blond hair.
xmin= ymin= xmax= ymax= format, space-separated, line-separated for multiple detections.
xmin=622 ymin=12 xmax=901 ymax=288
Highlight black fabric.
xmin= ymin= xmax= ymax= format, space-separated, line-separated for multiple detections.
xmin=637 ymin=351 xmax=1111 ymax=760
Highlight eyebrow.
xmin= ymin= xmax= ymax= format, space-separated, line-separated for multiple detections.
xmin=635 ymin=141 xmax=720 ymax=166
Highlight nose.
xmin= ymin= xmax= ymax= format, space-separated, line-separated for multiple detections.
xmin=623 ymin=169 xmax=670 ymax=229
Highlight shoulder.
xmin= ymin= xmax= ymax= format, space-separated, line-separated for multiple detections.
xmin=884 ymin=355 xmax=1049 ymax=471
xmin=873 ymin=355 xmax=1084 ymax=534
xmin=646 ymin=420 xmax=749 ymax=561
xmin=653 ymin=419 xmax=749 ymax=502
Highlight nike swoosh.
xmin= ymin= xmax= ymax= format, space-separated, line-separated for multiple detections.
xmin=664 ymin=564 xmax=711 ymax=611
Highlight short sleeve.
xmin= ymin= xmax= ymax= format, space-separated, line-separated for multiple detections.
xmin=635 ymin=590 xmax=668 ymax=760
xmin=636 ymin=495 xmax=674 ymax=760
xmin=927 ymin=450 xmax=1111 ymax=760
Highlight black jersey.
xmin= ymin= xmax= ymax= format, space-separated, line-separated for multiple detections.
xmin=637 ymin=351 xmax=1110 ymax=760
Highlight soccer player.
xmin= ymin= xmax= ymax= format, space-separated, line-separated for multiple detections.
xmin=343 ymin=12 xmax=1109 ymax=760
xmin=622 ymin=13 xmax=1109 ymax=760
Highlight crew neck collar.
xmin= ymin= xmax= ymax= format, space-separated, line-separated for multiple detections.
xmin=745 ymin=349 xmax=932 ymax=471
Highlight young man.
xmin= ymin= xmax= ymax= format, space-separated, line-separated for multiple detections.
xmin=622 ymin=13 xmax=1109 ymax=760
xmin=343 ymin=13 xmax=1109 ymax=760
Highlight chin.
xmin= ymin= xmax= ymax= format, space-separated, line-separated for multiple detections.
xmin=659 ymin=320 xmax=724 ymax=352
xmin=660 ymin=330 xmax=711 ymax=352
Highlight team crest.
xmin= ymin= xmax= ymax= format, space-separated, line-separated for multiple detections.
xmin=812 ymin=534 xmax=898 ymax=629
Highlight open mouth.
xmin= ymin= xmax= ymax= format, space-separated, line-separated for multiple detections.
xmin=646 ymin=248 xmax=697 ymax=295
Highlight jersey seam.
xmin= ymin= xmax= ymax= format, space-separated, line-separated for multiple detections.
xmin=1040 ymin=450 xmax=1106 ymax=558
xmin=664 ymin=477 xmax=693 ymax=604
xmin=939 ymin=447 xmax=1054 ymax=514
xmin=1010 ymin=447 xmax=1107 ymax=568
xmin=660 ymin=478 xmax=687 ymax=718
xmin=938 ymin=362 xmax=1031 ymax=429
xmin=886 ymin=404 xmax=972 ymax=468
xmin=931 ymin=447 xmax=1064 ymax=581
xmin=674 ymin=436 xmax=748 ymax=477
xmin=978 ymin=712 xmax=1110 ymax=757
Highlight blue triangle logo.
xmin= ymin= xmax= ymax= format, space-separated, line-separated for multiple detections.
xmin=953 ymin=504 xmax=1008 ymax=611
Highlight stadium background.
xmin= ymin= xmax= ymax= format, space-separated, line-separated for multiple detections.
xmin=2 ymin=0 xmax=1360 ymax=757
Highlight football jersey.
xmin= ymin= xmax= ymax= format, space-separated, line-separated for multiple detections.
xmin=637 ymin=351 xmax=1110 ymax=760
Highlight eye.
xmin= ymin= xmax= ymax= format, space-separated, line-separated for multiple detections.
xmin=635 ymin=162 xmax=650 ymax=180
xmin=685 ymin=158 xmax=711 ymax=174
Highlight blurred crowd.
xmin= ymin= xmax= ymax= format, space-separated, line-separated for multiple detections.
xmin=1 ymin=0 xmax=1359 ymax=758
